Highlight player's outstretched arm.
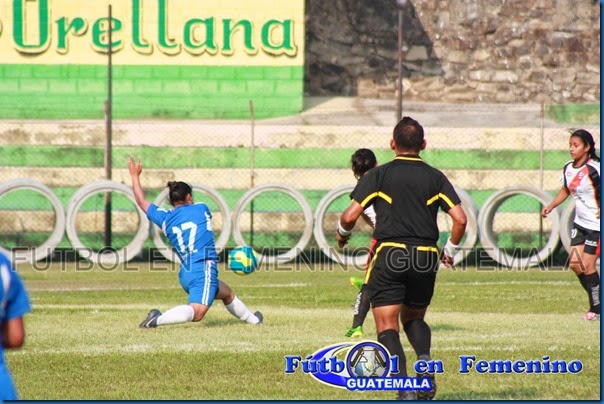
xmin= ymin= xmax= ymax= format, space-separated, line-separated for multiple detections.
xmin=541 ymin=187 xmax=570 ymax=218
xmin=127 ymin=156 xmax=151 ymax=213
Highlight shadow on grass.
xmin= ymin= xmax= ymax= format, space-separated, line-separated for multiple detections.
xmin=201 ymin=317 xmax=257 ymax=328
xmin=441 ymin=387 xmax=537 ymax=400
xmin=431 ymin=323 xmax=467 ymax=332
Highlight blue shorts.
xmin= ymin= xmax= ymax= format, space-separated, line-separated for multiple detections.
xmin=0 ymin=365 xmax=18 ymax=400
xmin=179 ymin=260 xmax=219 ymax=306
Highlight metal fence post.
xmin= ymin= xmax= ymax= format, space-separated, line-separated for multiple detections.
xmin=249 ymin=100 xmax=255 ymax=247
xmin=104 ymin=4 xmax=113 ymax=248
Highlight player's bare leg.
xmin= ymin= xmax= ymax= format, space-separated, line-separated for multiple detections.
xmin=569 ymin=245 xmax=601 ymax=320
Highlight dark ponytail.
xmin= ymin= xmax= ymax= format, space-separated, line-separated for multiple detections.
xmin=167 ymin=181 xmax=192 ymax=205
xmin=571 ymin=129 xmax=600 ymax=162
xmin=351 ymin=148 xmax=377 ymax=179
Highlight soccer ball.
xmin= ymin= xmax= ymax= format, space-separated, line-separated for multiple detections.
xmin=352 ymin=347 xmax=388 ymax=377
xmin=228 ymin=246 xmax=259 ymax=275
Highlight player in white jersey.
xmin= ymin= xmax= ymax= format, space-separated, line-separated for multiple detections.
xmin=542 ymin=129 xmax=600 ymax=321
xmin=128 ymin=157 xmax=263 ymax=328
xmin=345 ymin=149 xmax=378 ymax=338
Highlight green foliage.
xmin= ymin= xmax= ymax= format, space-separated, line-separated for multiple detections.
xmin=8 ymin=263 xmax=600 ymax=400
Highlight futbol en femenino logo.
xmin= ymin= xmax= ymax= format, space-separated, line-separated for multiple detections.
xmin=284 ymin=341 xmax=433 ymax=391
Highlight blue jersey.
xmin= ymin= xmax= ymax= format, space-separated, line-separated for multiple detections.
xmin=0 ymin=253 xmax=31 ymax=400
xmin=147 ymin=203 xmax=219 ymax=268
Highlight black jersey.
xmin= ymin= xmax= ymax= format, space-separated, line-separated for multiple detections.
xmin=350 ymin=155 xmax=461 ymax=245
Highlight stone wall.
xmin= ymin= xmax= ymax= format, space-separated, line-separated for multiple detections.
xmin=305 ymin=0 xmax=600 ymax=103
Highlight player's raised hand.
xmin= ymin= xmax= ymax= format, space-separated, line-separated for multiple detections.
xmin=128 ymin=156 xmax=143 ymax=177
xmin=127 ymin=156 xmax=150 ymax=212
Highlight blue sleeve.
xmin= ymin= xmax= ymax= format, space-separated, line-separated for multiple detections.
xmin=201 ymin=203 xmax=212 ymax=219
xmin=146 ymin=204 xmax=167 ymax=229
xmin=6 ymin=271 xmax=31 ymax=321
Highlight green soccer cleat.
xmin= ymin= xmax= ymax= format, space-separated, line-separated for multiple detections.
xmin=349 ymin=276 xmax=364 ymax=291
xmin=344 ymin=326 xmax=363 ymax=338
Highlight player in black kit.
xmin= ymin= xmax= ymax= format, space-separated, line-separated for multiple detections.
xmin=336 ymin=117 xmax=467 ymax=400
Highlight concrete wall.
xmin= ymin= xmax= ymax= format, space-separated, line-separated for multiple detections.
xmin=305 ymin=0 xmax=600 ymax=103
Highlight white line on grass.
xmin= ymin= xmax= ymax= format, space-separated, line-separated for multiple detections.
xmin=246 ymin=283 xmax=312 ymax=287
xmin=33 ymin=304 xmax=158 ymax=310
xmin=26 ymin=286 xmax=182 ymax=292
xmin=28 ymin=283 xmax=310 ymax=292
xmin=12 ymin=344 xmax=262 ymax=356
xmin=439 ymin=280 xmax=575 ymax=286
xmin=27 ymin=281 xmax=573 ymax=294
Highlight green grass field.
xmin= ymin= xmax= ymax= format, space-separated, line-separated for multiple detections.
xmin=7 ymin=262 xmax=600 ymax=400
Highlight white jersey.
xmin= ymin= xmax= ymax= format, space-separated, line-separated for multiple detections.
xmin=563 ymin=158 xmax=600 ymax=231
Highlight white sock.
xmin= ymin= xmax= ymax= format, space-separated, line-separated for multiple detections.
xmin=225 ymin=296 xmax=259 ymax=324
xmin=156 ymin=305 xmax=194 ymax=326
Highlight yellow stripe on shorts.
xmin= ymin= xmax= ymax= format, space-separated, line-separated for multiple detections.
xmin=365 ymin=242 xmax=407 ymax=283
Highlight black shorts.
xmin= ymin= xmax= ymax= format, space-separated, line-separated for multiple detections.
xmin=571 ymin=223 xmax=600 ymax=255
xmin=366 ymin=242 xmax=439 ymax=309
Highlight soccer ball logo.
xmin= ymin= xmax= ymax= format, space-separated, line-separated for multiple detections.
xmin=348 ymin=343 xmax=389 ymax=378
xmin=229 ymin=246 xmax=259 ymax=275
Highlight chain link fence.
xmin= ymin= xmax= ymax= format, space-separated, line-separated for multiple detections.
xmin=0 ymin=103 xmax=599 ymax=268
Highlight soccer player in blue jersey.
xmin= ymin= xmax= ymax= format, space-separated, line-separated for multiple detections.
xmin=128 ymin=157 xmax=263 ymax=328
xmin=0 ymin=252 xmax=31 ymax=400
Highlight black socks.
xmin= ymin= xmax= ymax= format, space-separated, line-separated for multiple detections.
xmin=378 ymin=329 xmax=407 ymax=377
xmin=352 ymin=285 xmax=371 ymax=328
xmin=579 ymin=272 xmax=601 ymax=314
xmin=403 ymin=319 xmax=432 ymax=358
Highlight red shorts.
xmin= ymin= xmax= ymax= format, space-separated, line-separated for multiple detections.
xmin=366 ymin=238 xmax=378 ymax=269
